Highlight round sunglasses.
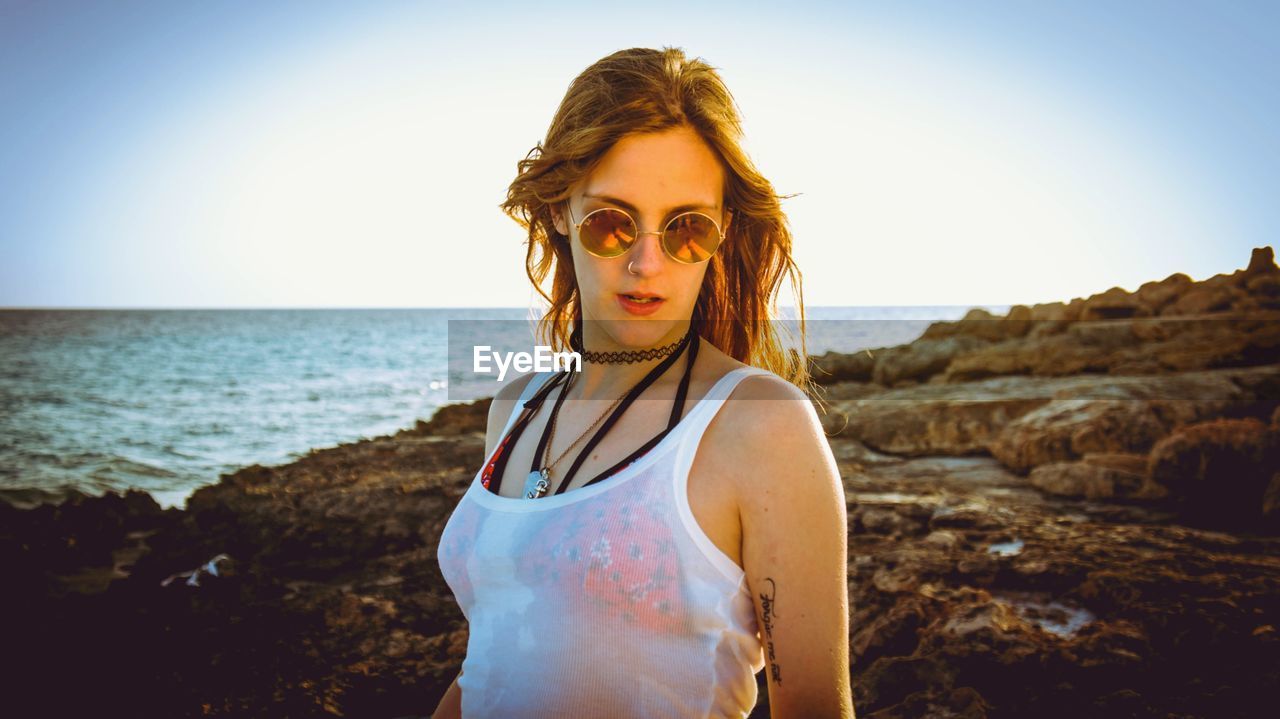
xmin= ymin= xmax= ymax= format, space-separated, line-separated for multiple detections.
xmin=565 ymin=203 xmax=728 ymax=264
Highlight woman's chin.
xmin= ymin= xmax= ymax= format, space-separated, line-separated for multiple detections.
xmin=594 ymin=318 xmax=679 ymax=350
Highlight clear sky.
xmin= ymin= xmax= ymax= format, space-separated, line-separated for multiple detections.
xmin=1 ymin=0 xmax=1275 ymax=308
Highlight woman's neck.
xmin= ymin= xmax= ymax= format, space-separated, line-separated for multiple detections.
xmin=573 ymin=322 xmax=691 ymax=401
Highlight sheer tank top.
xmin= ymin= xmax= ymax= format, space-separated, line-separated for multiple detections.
xmin=436 ymin=366 xmax=772 ymax=717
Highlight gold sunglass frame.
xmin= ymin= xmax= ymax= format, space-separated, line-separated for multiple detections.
xmin=565 ymin=203 xmax=729 ymax=265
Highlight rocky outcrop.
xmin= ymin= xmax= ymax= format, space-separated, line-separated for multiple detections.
xmin=832 ymin=449 xmax=1280 ymax=719
xmin=1146 ymin=417 xmax=1280 ymax=525
xmin=1028 ymin=452 xmax=1154 ymax=501
xmin=3 ymin=401 xmax=495 ymax=718
xmin=814 ymin=248 xmax=1280 ymax=532
xmin=812 ymin=247 xmax=1280 ymax=388
xmin=815 ymin=247 xmax=1280 ymax=715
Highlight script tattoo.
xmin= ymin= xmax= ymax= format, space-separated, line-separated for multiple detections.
xmin=759 ymin=577 xmax=782 ymax=684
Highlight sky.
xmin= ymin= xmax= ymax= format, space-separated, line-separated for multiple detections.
xmin=1 ymin=0 xmax=1276 ymax=309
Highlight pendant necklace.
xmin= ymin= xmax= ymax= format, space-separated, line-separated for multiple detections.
xmin=483 ymin=327 xmax=697 ymax=500
xmin=522 ymin=328 xmax=694 ymax=499
xmin=522 ymin=371 xmax=626 ymax=499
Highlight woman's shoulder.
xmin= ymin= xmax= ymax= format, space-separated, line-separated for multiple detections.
xmin=696 ymin=356 xmax=833 ymax=513
xmin=694 ymin=342 xmax=808 ymax=404
xmin=483 ymin=371 xmax=544 ymax=452
xmin=693 ymin=349 xmax=819 ymax=462
xmin=491 ymin=371 xmax=543 ymax=404
xmin=714 ymin=370 xmax=814 ymax=432
xmin=725 ymin=367 xmax=807 ymax=402
xmin=696 ymin=347 xmax=822 ymax=452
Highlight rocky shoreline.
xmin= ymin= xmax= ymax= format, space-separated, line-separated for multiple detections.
xmin=4 ymin=249 xmax=1279 ymax=718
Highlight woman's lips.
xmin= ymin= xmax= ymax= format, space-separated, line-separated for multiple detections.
xmin=617 ymin=294 xmax=665 ymax=316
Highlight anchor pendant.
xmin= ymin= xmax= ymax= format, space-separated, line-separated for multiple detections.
xmin=524 ymin=468 xmax=550 ymax=499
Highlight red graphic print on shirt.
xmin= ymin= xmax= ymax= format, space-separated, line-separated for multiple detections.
xmin=485 ymin=438 xmax=686 ymax=634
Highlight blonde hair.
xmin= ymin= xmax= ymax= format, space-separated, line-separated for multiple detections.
xmin=500 ymin=46 xmax=810 ymax=388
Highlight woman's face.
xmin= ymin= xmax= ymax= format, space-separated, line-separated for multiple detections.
xmin=553 ymin=125 xmax=731 ymax=351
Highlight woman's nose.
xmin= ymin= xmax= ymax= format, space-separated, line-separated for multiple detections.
xmin=626 ymin=231 xmax=666 ymax=275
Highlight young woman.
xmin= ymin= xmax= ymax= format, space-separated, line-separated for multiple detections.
xmin=434 ymin=47 xmax=853 ymax=718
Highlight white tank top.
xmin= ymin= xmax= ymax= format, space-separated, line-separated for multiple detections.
xmin=437 ymin=366 xmax=772 ymax=718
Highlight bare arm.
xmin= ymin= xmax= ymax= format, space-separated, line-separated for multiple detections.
xmin=712 ymin=376 xmax=855 ymax=718
xmin=431 ymin=669 xmax=463 ymax=719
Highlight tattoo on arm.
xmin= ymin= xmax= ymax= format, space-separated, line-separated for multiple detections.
xmin=759 ymin=577 xmax=782 ymax=684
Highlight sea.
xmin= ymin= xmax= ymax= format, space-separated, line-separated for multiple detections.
xmin=0 ymin=306 xmax=1007 ymax=510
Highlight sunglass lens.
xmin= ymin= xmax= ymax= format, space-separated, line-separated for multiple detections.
xmin=664 ymin=213 xmax=722 ymax=263
xmin=579 ymin=209 xmax=635 ymax=257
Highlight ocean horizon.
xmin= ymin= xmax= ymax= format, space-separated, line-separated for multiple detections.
xmin=0 ymin=306 xmax=1008 ymax=511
